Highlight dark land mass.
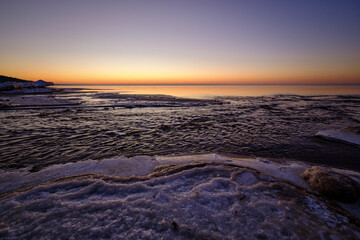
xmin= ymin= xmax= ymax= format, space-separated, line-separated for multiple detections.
xmin=0 ymin=75 xmax=32 ymax=83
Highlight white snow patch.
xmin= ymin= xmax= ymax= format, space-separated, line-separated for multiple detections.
xmin=0 ymin=156 xmax=157 ymax=194
xmin=316 ymin=128 xmax=360 ymax=146
xmin=156 ymin=154 xmax=311 ymax=188
xmin=0 ymin=95 xmax=79 ymax=106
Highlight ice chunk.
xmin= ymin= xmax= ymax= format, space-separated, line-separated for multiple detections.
xmin=316 ymin=127 xmax=360 ymax=146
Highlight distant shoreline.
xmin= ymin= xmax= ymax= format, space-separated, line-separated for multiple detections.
xmin=55 ymin=83 xmax=360 ymax=86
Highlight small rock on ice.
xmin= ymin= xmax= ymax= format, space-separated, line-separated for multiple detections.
xmin=302 ymin=166 xmax=360 ymax=203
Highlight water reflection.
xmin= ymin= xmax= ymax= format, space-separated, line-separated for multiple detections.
xmin=53 ymin=85 xmax=360 ymax=98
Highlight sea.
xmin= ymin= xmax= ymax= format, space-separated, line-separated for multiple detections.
xmin=1 ymin=84 xmax=360 ymax=171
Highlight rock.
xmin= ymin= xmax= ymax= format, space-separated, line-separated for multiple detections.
xmin=171 ymin=221 xmax=178 ymax=231
xmin=302 ymin=166 xmax=360 ymax=203
xmin=159 ymin=125 xmax=171 ymax=131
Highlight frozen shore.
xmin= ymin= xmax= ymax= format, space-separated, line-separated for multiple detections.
xmin=0 ymin=80 xmax=74 ymax=108
xmin=1 ymin=89 xmax=360 ymax=238
xmin=0 ymin=154 xmax=359 ymax=239
xmin=0 ymin=89 xmax=222 ymax=110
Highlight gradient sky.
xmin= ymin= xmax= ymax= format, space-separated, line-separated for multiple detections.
xmin=1 ymin=0 xmax=360 ymax=84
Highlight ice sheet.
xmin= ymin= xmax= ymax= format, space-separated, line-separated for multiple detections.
xmin=1 ymin=162 xmax=359 ymax=239
xmin=2 ymin=153 xmax=360 ymax=195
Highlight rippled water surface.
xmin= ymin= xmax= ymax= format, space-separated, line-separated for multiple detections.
xmin=1 ymin=86 xmax=360 ymax=171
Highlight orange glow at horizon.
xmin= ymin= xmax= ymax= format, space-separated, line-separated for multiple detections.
xmin=2 ymin=51 xmax=359 ymax=84
xmin=2 ymin=72 xmax=360 ymax=85
xmin=2 ymin=65 xmax=359 ymax=85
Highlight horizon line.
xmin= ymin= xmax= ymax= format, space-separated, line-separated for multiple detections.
xmin=54 ymin=83 xmax=360 ymax=86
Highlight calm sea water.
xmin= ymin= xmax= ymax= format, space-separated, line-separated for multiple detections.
xmin=53 ymin=84 xmax=360 ymax=98
xmin=1 ymin=84 xmax=360 ymax=171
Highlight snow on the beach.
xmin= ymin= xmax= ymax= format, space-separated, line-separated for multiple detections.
xmin=0 ymin=95 xmax=80 ymax=107
xmin=0 ymin=154 xmax=311 ymax=194
xmin=1 ymin=154 xmax=360 ymax=239
xmin=87 ymin=92 xmax=224 ymax=108
xmin=2 ymin=88 xmax=53 ymax=94
xmin=0 ymin=80 xmax=53 ymax=92
xmin=316 ymin=127 xmax=360 ymax=146
xmin=1 ymin=161 xmax=359 ymax=239
xmin=0 ymin=156 xmax=158 ymax=194
xmin=2 ymin=153 xmax=360 ymax=196
xmin=0 ymin=91 xmax=223 ymax=109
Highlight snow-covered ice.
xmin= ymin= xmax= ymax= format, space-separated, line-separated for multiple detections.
xmin=316 ymin=127 xmax=360 ymax=146
xmin=0 ymin=155 xmax=359 ymax=239
xmin=0 ymin=154 xmax=317 ymax=194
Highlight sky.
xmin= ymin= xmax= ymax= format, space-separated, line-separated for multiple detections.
xmin=0 ymin=0 xmax=360 ymax=84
